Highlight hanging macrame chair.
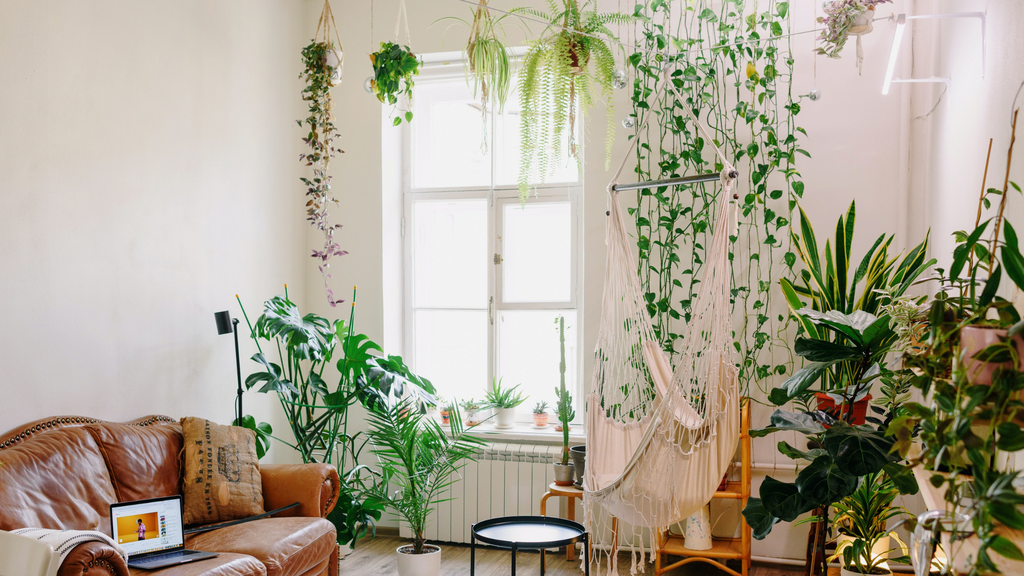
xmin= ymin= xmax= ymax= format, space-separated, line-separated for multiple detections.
xmin=583 ymin=68 xmax=741 ymax=574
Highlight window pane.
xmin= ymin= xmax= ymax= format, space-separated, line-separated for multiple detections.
xmin=502 ymin=202 xmax=572 ymax=303
xmin=414 ymin=310 xmax=488 ymax=402
xmin=493 ymin=82 xmax=580 ymax=187
xmin=497 ymin=310 xmax=577 ymax=417
xmin=412 ymin=199 xmax=487 ymax=308
xmin=412 ymin=78 xmax=491 ymax=189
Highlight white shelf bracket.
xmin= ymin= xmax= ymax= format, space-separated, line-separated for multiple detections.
xmin=882 ymin=11 xmax=986 ymax=95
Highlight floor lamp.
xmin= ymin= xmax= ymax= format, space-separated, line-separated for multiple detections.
xmin=214 ymin=310 xmax=243 ymax=425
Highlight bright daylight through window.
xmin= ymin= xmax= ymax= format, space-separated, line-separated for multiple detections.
xmin=403 ymin=53 xmax=581 ymax=423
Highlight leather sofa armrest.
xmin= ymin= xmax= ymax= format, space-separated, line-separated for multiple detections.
xmin=261 ymin=463 xmax=340 ymax=519
xmin=58 ymin=541 xmax=129 ymax=576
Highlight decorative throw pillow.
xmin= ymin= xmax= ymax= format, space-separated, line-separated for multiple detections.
xmin=180 ymin=417 xmax=265 ymax=525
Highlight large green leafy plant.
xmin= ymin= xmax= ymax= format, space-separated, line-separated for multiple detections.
xmin=624 ymin=0 xmax=804 ymax=391
xmin=237 ymin=287 xmax=435 ymax=547
xmin=363 ymin=392 xmax=485 ymax=555
xmin=513 ymin=0 xmax=639 ymax=202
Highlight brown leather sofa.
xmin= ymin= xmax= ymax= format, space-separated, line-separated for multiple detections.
xmin=0 ymin=416 xmax=341 ymax=576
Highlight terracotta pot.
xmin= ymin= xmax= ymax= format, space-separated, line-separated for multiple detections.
xmin=533 ymin=413 xmax=549 ymax=427
xmin=553 ymin=462 xmax=575 ymax=486
xmin=960 ymin=326 xmax=1024 ymax=385
xmin=717 ymin=472 xmax=729 ymax=492
xmin=439 ymin=411 xmax=450 ymax=426
xmin=396 ymin=544 xmax=441 ymax=576
xmin=554 ymin=424 xmax=571 ymax=432
xmin=815 ymin=393 xmax=872 ymax=425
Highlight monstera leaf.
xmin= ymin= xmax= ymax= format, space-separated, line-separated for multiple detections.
xmin=256 ymin=296 xmax=337 ymax=362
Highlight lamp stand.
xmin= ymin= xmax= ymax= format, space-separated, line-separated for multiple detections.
xmin=233 ymin=318 xmax=243 ymax=425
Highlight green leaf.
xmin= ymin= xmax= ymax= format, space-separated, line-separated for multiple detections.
xmin=822 ymin=423 xmax=895 ymax=477
xmin=883 ymin=462 xmax=919 ymax=495
xmin=1002 ymin=243 xmax=1024 ymax=292
xmin=772 ymin=361 xmax=835 ymax=403
xmin=979 ymin=265 xmax=1002 ymax=308
xmin=794 ymin=338 xmax=862 ymax=362
xmin=990 ymin=535 xmax=1024 ymax=561
xmin=393 ymin=116 xmax=402 ymax=126
xmin=950 ymin=220 xmax=989 ymax=281
xmin=778 ymin=441 xmax=826 ymax=461
xmin=989 ymin=501 xmax=1024 ymax=530
xmin=795 ymin=455 xmax=857 ymax=506
xmin=760 ymin=476 xmax=814 ymax=522
xmin=742 ymin=498 xmax=779 ymax=540
xmin=997 ymin=422 xmax=1024 ymax=452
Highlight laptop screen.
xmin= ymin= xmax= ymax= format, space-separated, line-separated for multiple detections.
xmin=110 ymin=496 xmax=184 ymax=557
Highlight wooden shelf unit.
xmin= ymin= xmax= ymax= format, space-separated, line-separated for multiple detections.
xmin=653 ymin=399 xmax=752 ymax=576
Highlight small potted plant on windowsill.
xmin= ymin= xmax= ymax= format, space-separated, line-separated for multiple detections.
xmin=460 ymin=398 xmax=486 ymax=427
xmin=484 ymin=378 xmax=526 ymax=430
xmin=532 ymin=401 xmax=549 ymax=428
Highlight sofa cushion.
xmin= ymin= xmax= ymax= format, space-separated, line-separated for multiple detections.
xmin=185 ymin=518 xmax=336 ymax=576
xmin=127 ymin=553 xmax=265 ymax=576
xmin=85 ymin=422 xmax=183 ymax=503
xmin=0 ymin=427 xmax=117 ymax=534
xmin=180 ymin=418 xmax=264 ymax=525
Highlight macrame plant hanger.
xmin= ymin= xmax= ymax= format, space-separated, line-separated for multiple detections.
xmin=585 ymin=62 xmax=741 ymax=576
xmin=394 ymin=0 xmax=412 ymax=46
xmin=315 ymin=0 xmax=345 ymax=86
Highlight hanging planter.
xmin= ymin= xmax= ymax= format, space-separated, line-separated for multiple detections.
xmin=464 ymin=0 xmax=513 ymax=113
xmin=816 ymin=1 xmax=892 ymax=74
xmin=300 ymin=0 xmax=348 ymax=307
xmin=371 ymin=0 xmax=420 ymax=126
xmin=512 ymin=0 xmax=641 ymax=203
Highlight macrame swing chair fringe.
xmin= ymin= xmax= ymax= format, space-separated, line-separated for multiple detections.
xmin=582 ymin=63 xmax=742 ymax=576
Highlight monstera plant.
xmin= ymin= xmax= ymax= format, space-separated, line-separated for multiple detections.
xmin=236 ymin=286 xmax=435 ymax=549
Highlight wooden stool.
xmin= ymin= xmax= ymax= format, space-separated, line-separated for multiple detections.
xmin=539 ymin=482 xmax=584 ymax=560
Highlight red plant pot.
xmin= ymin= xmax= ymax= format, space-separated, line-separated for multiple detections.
xmin=815 ymin=393 xmax=872 ymax=426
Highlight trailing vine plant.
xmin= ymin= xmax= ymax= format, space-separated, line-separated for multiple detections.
xmin=300 ymin=1 xmax=347 ymax=307
xmin=625 ymin=0 xmax=808 ymax=394
xmin=513 ymin=0 xmax=640 ymax=203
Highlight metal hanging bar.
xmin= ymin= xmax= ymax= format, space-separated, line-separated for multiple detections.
xmin=611 ymin=170 xmax=738 ymax=193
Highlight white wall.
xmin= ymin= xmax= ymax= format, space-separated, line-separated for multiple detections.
xmin=0 ymin=1 xmax=308 ymax=462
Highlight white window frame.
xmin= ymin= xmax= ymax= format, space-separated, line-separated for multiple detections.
xmin=399 ymin=50 xmax=585 ymax=425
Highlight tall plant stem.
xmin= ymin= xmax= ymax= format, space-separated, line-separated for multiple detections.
xmin=991 ymin=110 xmax=1019 ymax=270
xmin=968 ymin=138 xmax=994 ymax=279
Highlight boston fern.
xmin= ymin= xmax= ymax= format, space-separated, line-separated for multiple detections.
xmin=513 ymin=0 xmax=639 ymax=203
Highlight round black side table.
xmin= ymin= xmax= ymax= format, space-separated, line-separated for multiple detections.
xmin=470 ymin=515 xmax=590 ymax=576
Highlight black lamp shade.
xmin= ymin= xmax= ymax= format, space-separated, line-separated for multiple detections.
xmin=214 ymin=311 xmax=234 ymax=335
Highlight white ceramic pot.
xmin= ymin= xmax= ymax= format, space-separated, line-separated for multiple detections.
xmin=849 ymin=6 xmax=875 ymax=35
xmin=553 ymin=462 xmax=575 ymax=486
xmin=396 ymin=544 xmax=441 ymax=576
xmin=683 ymin=505 xmax=712 ymax=550
xmin=338 ymin=541 xmax=353 ymax=558
xmin=325 ymin=48 xmax=344 ymax=86
xmin=465 ymin=409 xmax=487 ymax=426
xmin=495 ymin=408 xmax=516 ymax=429
xmin=836 ymin=534 xmax=891 ymax=562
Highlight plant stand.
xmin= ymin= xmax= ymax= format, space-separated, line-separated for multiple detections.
xmin=653 ymin=400 xmax=751 ymax=576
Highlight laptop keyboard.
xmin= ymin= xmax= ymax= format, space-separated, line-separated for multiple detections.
xmin=134 ymin=549 xmax=201 ymax=564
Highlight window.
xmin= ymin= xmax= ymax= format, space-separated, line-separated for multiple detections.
xmin=401 ymin=52 xmax=582 ymax=423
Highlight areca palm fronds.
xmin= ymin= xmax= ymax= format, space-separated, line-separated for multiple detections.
xmin=364 ymin=394 xmax=485 ymax=555
xmin=514 ymin=0 xmax=640 ymax=203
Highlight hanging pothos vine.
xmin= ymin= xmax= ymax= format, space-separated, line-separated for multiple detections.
xmin=300 ymin=0 xmax=347 ymax=307
xmin=625 ymin=0 xmax=808 ymax=394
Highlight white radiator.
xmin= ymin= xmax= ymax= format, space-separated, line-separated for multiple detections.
xmin=399 ymin=442 xmax=563 ymax=544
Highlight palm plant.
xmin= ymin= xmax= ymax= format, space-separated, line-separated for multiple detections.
xmin=830 ymin=474 xmax=909 ymax=576
xmin=512 ymin=0 xmax=639 ymax=203
xmin=364 ymin=393 xmax=486 ymax=555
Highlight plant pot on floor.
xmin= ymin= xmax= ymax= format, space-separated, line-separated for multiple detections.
xmin=569 ymin=445 xmax=586 ymax=488
xmin=815 ymin=393 xmax=872 ymax=425
xmin=397 ymin=544 xmax=441 ymax=576
xmin=960 ymin=326 xmax=1024 ymax=385
xmin=554 ymin=462 xmax=575 ymax=486
xmin=495 ymin=408 xmax=516 ymax=430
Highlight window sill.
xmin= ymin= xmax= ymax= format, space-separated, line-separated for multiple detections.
xmin=460 ymin=422 xmax=586 ymax=444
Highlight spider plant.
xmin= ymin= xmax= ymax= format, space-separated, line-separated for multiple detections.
xmin=363 ymin=393 xmax=486 ymax=555
xmin=512 ymin=0 xmax=639 ymax=203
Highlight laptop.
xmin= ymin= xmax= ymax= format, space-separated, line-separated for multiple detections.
xmin=110 ymin=495 xmax=218 ymax=570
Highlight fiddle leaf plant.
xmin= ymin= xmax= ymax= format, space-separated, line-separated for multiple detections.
xmin=370 ymin=41 xmax=420 ymax=126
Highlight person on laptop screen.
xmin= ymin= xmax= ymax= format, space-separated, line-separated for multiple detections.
xmin=136 ymin=519 xmax=146 ymax=541
xmin=111 ymin=496 xmax=217 ymax=569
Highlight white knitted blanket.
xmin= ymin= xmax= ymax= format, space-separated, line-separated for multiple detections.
xmin=11 ymin=528 xmax=128 ymax=566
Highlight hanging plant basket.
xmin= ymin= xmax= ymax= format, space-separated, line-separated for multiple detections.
xmin=371 ymin=0 xmax=420 ymax=125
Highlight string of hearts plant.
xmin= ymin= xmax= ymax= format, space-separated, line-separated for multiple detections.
xmin=300 ymin=0 xmax=347 ymax=307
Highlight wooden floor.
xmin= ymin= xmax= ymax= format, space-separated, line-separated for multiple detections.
xmin=341 ymin=535 xmax=804 ymax=576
